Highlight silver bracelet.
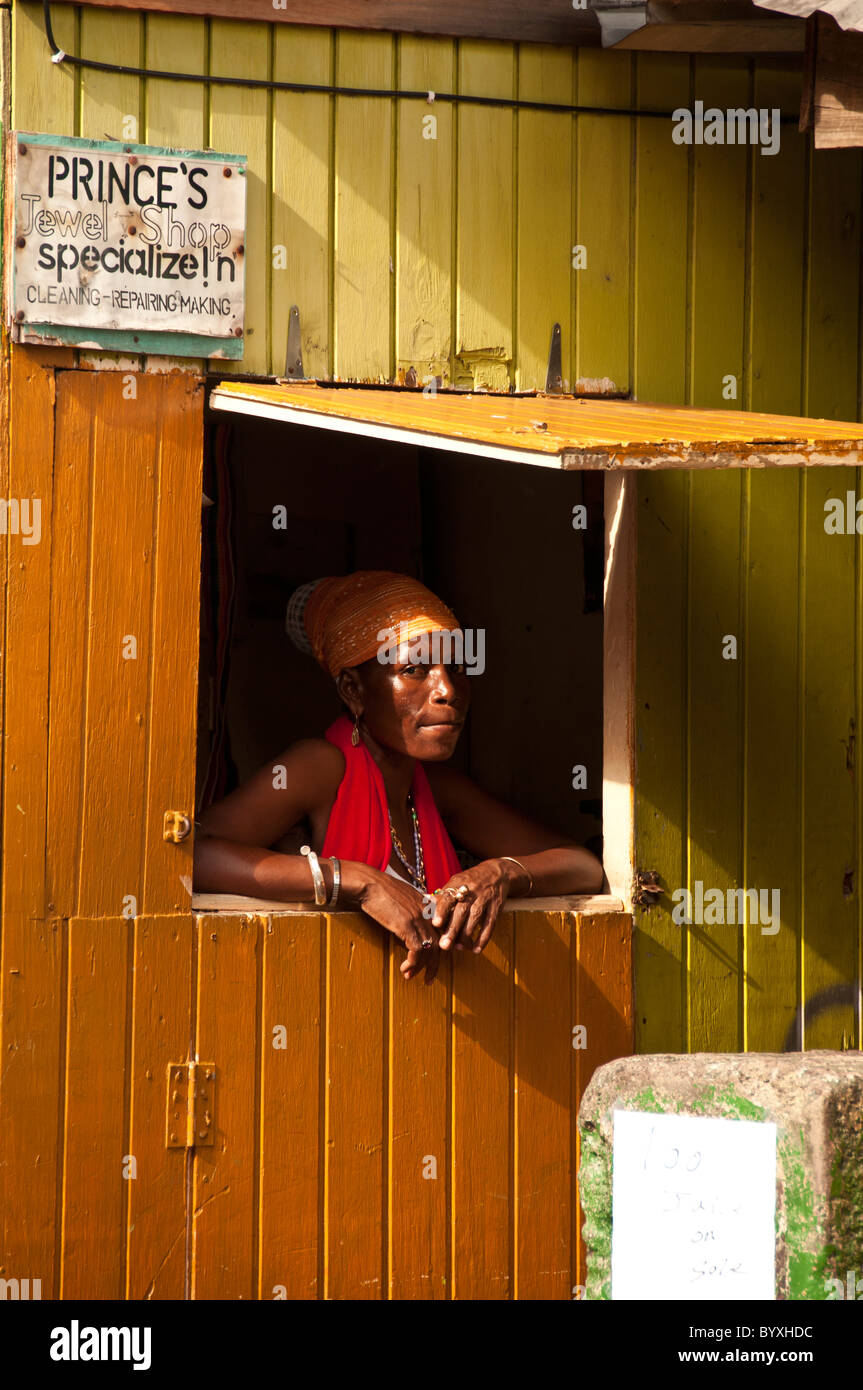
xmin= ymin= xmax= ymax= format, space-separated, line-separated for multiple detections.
xmin=328 ymin=856 xmax=341 ymax=909
xmin=500 ymin=855 xmax=534 ymax=896
xmin=300 ymin=844 xmax=327 ymax=906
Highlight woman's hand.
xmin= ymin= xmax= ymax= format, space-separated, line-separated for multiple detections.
xmin=431 ymin=858 xmax=525 ymax=955
xmin=347 ymin=864 xmax=441 ymax=984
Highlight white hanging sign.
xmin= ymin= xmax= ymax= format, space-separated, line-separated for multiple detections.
xmin=611 ymin=1109 xmax=777 ymax=1300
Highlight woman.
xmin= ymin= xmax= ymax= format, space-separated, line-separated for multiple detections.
xmin=194 ymin=571 xmax=604 ymax=984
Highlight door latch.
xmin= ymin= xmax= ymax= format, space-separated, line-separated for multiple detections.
xmin=166 ymin=1062 xmax=216 ymax=1148
xmin=634 ymin=869 xmax=664 ymax=907
xmin=163 ymin=810 xmax=192 ymax=843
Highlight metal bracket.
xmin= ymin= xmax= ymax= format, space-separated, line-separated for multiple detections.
xmin=594 ymin=4 xmax=648 ymax=48
xmin=634 ymin=869 xmax=664 ymax=908
xmin=545 ymin=322 xmax=564 ymax=394
xmin=163 ymin=810 xmax=192 ymax=843
xmin=285 ymin=304 xmax=305 ymax=379
xmin=166 ymin=1062 xmax=216 ymax=1149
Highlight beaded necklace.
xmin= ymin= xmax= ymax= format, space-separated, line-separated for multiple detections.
xmin=388 ymin=794 xmax=427 ymax=892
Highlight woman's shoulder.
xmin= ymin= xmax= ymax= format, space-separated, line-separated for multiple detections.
xmin=275 ymin=735 xmax=346 ymax=785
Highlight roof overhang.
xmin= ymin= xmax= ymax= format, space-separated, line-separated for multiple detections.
xmin=209 ymin=381 xmax=863 ymax=470
xmin=52 ymin=0 xmax=808 ymax=51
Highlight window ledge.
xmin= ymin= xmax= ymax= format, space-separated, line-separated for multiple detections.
xmin=191 ymin=892 xmax=624 ymax=916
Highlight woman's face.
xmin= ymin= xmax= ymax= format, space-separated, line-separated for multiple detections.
xmin=344 ymin=633 xmax=471 ymax=760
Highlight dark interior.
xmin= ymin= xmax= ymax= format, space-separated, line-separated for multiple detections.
xmin=196 ymin=401 xmax=604 ymax=860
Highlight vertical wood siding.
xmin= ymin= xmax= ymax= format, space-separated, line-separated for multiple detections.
xmin=1 ymin=366 xmax=203 ymax=925
xmin=8 ymin=8 xmax=863 ymax=1058
xmin=0 ymin=909 xmax=632 ymax=1299
xmin=12 ymin=6 xmax=858 ymax=397
xmin=634 ymin=67 xmax=863 ymax=1055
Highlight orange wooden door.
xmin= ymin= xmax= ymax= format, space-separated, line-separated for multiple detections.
xmin=188 ymin=905 xmax=632 ymax=1301
xmin=0 ymin=356 xmax=204 ymax=1298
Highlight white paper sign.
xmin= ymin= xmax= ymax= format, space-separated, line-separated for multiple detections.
xmin=611 ymin=1110 xmax=777 ymax=1300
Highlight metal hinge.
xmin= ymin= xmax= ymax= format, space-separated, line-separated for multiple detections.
xmin=285 ymin=304 xmax=305 ymax=379
xmin=545 ymin=322 xmax=564 ymax=394
xmin=166 ymin=1062 xmax=216 ymax=1149
xmin=634 ymin=869 xmax=664 ymax=908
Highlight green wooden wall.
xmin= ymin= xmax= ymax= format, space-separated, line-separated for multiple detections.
xmin=631 ymin=66 xmax=863 ymax=1057
xmin=10 ymin=3 xmax=863 ymax=1054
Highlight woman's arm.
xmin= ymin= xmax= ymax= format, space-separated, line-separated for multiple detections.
xmin=194 ymin=740 xmax=441 ymax=982
xmin=425 ymin=763 xmax=605 ymax=950
xmin=195 ymin=738 xmax=342 ymax=850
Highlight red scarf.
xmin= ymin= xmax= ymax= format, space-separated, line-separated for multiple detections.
xmin=321 ymin=714 xmax=461 ymax=890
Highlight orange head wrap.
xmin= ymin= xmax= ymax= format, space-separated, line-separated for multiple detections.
xmin=303 ymin=571 xmax=460 ymax=679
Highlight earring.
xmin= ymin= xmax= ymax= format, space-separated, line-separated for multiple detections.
xmin=351 ymin=713 xmax=361 ymax=747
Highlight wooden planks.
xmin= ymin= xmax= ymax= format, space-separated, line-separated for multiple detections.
xmin=515 ymin=46 xmax=573 ymax=392
xmin=800 ymin=469 xmax=858 ymax=1050
xmin=388 ymin=919 xmax=449 ymax=1299
xmin=140 ymin=374 xmax=204 ymax=916
xmin=48 ymin=0 xmax=600 ymax=46
xmin=396 ymin=37 xmax=455 ymax=385
xmin=127 ymin=915 xmax=196 ymax=1300
xmin=184 ymin=907 xmax=632 ymax=1299
xmin=633 ymin=53 xmax=690 ymax=405
xmin=574 ymin=48 xmax=633 ymax=394
xmin=455 ymin=41 xmax=514 ymax=392
xmin=634 ymin=470 xmax=689 ymax=1054
xmin=191 ymin=914 xmax=260 ymax=1299
xmin=748 ymin=67 xmax=806 ymax=415
xmin=77 ymin=4 xmax=144 ymax=373
xmin=2 ymin=365 xmax=203 ymax=924
xmin=44 ymin=373 xmax=93 ymax=919
xmin=743 ymin=470 xmax=803 ymax=1052
xmin=325 ymin=908 xmax=387 ymax=1298
xmin=75 ymin=375 xmax=158 ymax=917
xmin=142 ymin=11 xmax=209 ymax=375
xmin=3 ymin=352 xmax=55 ymax=920
xmin=514 ymin=910 xmax=572 ymax=1300
xmin=690 ymin=57 xmax=748 ymax=408
xmin=12 ymin=2 xmax=77 ymax=138
xmin=334 ymin=33 xmax=395 ymax=381
xmin=272 ymin=26 xmax=333 ymax=381
xmin=1 ymin=880 xmax=629 ymax=1302
xmin=574 ymin=910 xmax=634 ymax=1288
xmin=451 ymin=913 xmax=513 ymax=1298
xmin=630 ymin=58 xmax=863 ymax=1058
xmin=210 ymin=19 xmax=270 ymax=377
xmin=258 ymin=913 xmax=323 ymax=1299
xmin=61 ymin=917 xmax=132 ymax=1299
xmin=686 ymin=469 xmax=744 ymax=1052
xmin=0 ymin=917 xmax=66 ymax=1297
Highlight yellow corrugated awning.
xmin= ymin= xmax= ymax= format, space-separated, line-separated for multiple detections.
xmin=209 ymin=381 xmax=863 ymax=469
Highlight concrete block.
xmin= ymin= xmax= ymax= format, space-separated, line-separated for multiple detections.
xmin=578 ymin=1051 xmax=863 ymax=1300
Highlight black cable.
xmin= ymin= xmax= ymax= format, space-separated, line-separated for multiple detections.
xmin=41 ymin=0 xmax=776 ymax=123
